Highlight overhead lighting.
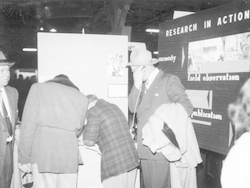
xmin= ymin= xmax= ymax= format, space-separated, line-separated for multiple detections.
xmin=50 ymin=28 xmax=57 ymax=32
xmin=23 ymin=48 xmax=37 ymax=52
xmin=146 ymin=29 xmax=159 ymax=33
xmin=173 ymin=11 xmax=194 ymax=19
xmin=153 ymin=51 xmax=158 ymax=55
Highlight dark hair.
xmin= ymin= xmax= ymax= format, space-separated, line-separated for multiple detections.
xmin=54 ymin=74 xmax=69 ymax=79
xmin=87 ymin=94 xmax=98 ymax=103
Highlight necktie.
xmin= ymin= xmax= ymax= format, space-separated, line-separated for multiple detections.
xmin=139 ymin=82 xmax=146 ymax=103
xmin=130 ymin=82 xmax=146 ymax=139
xmin=0 ymin=91 xmax=12 ymax=136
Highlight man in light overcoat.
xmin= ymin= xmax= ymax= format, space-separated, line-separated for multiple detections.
xmin=18 ymin=74 xmax=88 ymax=188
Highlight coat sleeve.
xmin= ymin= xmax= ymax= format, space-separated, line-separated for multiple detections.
xmin=18 ymin=84 xmax=39 ymax=164
xmin=166 ymin=75 xmax=193 ymax=116
xmin=83 ymin=109 xmax=100 ymax=143
xmin=76 ymin=96 xmax=88 ymax=137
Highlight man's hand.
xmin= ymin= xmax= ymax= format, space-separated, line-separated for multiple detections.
xmin=132 ymin=66 xmax=146 ymax=90
xmin=18 ymin=163 xmax=31 ymax=173
xmin=83 ymin=140 xmax=95 ymax=146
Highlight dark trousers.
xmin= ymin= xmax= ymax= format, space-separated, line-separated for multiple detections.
xmin=140 ymin=159 xmax=171 ymax=188
xmin=0 ymin=143 xmax=13 ymax=188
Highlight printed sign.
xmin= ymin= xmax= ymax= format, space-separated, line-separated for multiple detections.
xmin=158 ymin=0 xmax=249 ymax=155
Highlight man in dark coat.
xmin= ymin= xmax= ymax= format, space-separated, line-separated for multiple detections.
xmin=127 ymin=48 xmax=193 ymax=188
xmin=0 ymin=51 xmax=19 ymax=188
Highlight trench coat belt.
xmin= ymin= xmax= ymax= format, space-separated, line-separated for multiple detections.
xmin=36 ymin=125 xmax=77 ymax=134
xmin=36 ymin=125 xmax=83 ymax=165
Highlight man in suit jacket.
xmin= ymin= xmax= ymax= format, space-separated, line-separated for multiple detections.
xmin=126 ymin=49 xmax=193 ymax=188
xmin=18 ymin=74 xmax=88 ymax=188
xmin=0 ymin=51 xmax=19 ymax=188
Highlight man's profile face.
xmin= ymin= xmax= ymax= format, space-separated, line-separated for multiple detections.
xmin=130 ymin=65 xmax=142 ymax=73
xmin=130 ymin=65 xmax=153 ymax=82
xmin=0 ymin=65 xmax=10 ymax=88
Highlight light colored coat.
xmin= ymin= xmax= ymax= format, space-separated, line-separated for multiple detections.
xmin=0 ymin=86 xmax=18 ymax=177
xmin=129 ymin=70 xmax=193 ymax=160
xmin=18 ymin=82 xmax=88 ymax=173
xmin=221 ymin=132 xmax=250 ymax=188
xmin=142 ymin=103 xmax=202 ymax=188
xmin=143 ymin=103 xmax=202 ymax=167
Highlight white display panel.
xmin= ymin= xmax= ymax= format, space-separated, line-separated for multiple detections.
xmin=37 ymin=32 xmax=129 ymax=188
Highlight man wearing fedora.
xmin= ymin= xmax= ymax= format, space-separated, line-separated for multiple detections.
xmin=127 ymin=48 xmax=193 ymax=188
xmin=0 ymin=51 xmax=19 ymax=188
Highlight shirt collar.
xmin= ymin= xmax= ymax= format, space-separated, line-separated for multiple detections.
xmin=145 ymin=68 xmax=159 ymax=89
xmin=0 ymin=87 xmax=5 ymax=95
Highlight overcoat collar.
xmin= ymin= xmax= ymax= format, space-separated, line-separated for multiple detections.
xmin=4 ymin=87 xmax=16 ymax=125
xmin=46 ymin=75 xmax=79 ymax=90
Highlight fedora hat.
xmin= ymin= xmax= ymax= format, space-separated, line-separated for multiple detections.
xmin=126 ymin=49 xmax=158 ymax=67
xmin=0 ymin=51 xmax=15 ymax=67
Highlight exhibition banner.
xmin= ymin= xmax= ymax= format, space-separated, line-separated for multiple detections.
xmin=158 ymin=0 xmax=250 ymax=155
xmin=159 ymin=1 xmax=250 ymax=44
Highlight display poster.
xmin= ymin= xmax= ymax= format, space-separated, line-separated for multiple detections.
xmin=158 ymin=0 xmax=250 ymax=155
xmin=37 ymin=33 xmax=129 ymax=187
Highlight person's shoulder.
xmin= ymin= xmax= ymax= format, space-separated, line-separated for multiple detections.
xmin=64 ymin=87 xmax=88 ymax=103
xmin=226 ymin=132 xmax=250 ymax=161
xmin=5 ymin=85 xmax=18 ymax=93
xmin=29 ymin=82 xmax=42 ymax=90
xmin=80 ymin=93 xmax=88 ymax=103
xmin=5 ymin=86 xmax=19 ymax=98
xmin=234 ymin=132 xmax=250 ymax=148
xmin=29 ymin=82 xmax=41 ymax=87
xmin=6 ymin=85 xmax=16 ymax=90
xmin=162 ymin=71 xmax=179 ymax=78
xmin=160 ymin=71 xmax=180 ymax=82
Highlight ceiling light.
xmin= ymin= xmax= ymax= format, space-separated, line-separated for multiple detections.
xmin=50 ymin=28 xmax=57 ymax=32
xmin=173 ymin=11 xmax=194 ymax=19
xmin=146 ymin=29 xmax=159 ymax=33
xmin=153 ymin=51 xmax=158 ymax=55
xmin=23 ymin=48 xmax=37 ymax=52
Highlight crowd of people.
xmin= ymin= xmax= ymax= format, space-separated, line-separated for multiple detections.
xmin=0 ymin=48 xmax=249 ymax=188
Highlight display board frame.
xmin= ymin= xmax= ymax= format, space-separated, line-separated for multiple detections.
xmin=37 ymin=32 xmax=129 ymax=188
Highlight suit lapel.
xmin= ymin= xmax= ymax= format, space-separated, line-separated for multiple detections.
xmin=4 ymin=87 xmax=15 ymax=126
xmin=139 ymin=71 xmax=163 ymax=112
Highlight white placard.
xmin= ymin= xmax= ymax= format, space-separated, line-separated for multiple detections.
xmin=108 ymin=84 xmax=128 ymax=98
